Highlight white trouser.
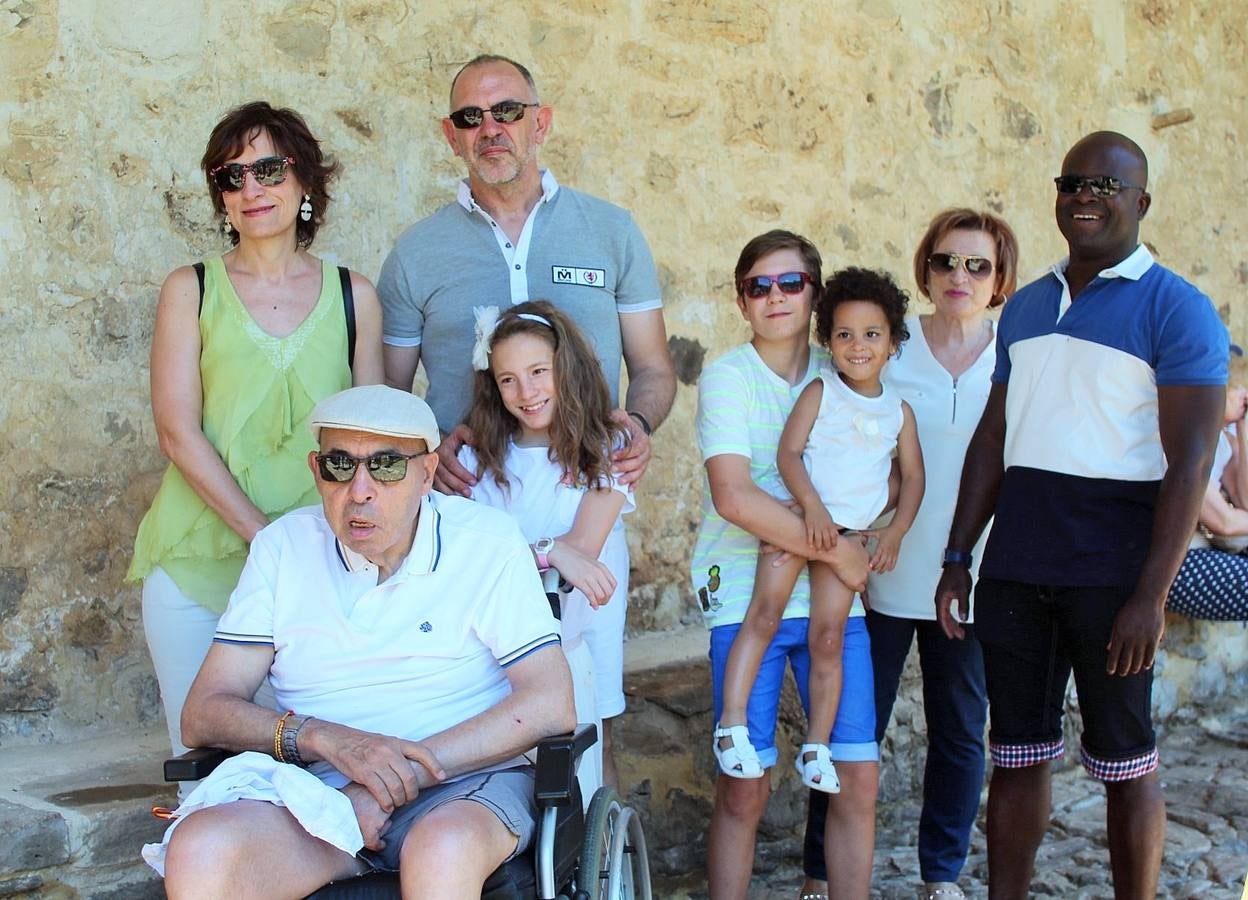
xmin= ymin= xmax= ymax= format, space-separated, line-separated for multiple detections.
xmin=142 ymin=567 xmax=274 ymax=795
xmin=563 ymin=638 xmax=603 ymax=811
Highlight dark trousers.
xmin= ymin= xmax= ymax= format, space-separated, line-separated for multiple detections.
xmin=804 ymin=610 xmax=987 ymax=883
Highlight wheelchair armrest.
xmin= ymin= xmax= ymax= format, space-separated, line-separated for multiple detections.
xmin=164 ymin=747 xmax=236 ymax=782
xmin=534 ymin=723 xmax=597 ymax=807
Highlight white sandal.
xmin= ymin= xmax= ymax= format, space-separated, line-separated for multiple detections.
xmin=922 ymin=883 xmax=966 ymax=900
xmin=712 ymin=723 xmax=763 ymax=778
xmin=794 ymin=743 xmax=840 ymax=793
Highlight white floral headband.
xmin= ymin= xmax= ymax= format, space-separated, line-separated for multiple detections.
xmin=471 ymin=305 xmax=556 ymax=371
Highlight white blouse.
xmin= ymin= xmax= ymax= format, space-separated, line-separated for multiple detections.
xmin=869 ymin=316 xmax=996 ymax=621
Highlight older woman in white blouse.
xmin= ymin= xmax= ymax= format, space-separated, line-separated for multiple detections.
xmin=802 ymin=209 xmax=1019 ymax=900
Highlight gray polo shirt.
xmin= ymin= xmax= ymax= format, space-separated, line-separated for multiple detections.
xmin=378 ymin=171 xmax=663 ymax=432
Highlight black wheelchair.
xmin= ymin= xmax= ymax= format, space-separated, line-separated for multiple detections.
xmin=164 ymin=723 xmax=652 ymax=899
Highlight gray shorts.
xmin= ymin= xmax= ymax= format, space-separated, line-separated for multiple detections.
xmin=357 ymin=766 xmax=536 ymax=872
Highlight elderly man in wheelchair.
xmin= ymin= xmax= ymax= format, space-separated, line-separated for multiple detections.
xmin=142 ymin=386 xmax=649 ymax=899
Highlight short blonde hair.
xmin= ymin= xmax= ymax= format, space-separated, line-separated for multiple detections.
xmin=913 ymin=208 xmax=1020 ymax=308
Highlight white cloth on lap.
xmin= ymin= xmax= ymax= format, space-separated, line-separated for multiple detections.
xmin=142 ymin=752 xmax=364 ymax=876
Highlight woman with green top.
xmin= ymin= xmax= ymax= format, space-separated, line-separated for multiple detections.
xmin=128 ymin=102 xmax=384 ymax=766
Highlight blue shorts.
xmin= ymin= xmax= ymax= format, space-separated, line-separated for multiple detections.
xmin=710 ymin=616 xmax=878 ymax=768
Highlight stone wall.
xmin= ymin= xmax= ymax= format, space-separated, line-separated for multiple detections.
xmin=2 ymin=1 xmax=1246 ymax=746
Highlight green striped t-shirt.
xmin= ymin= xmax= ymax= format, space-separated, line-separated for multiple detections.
xmin=690 ymin=342 xmax=864 ymax=628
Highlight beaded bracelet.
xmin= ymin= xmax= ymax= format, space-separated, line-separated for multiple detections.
xmin=273 ymin=710 xmax=294 ymax=762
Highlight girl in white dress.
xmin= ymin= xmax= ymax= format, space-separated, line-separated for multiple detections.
xmin=714 ymin=268 xmax=925 ymax=795
xmin=459 ymin=300 xmax=633 ymax=799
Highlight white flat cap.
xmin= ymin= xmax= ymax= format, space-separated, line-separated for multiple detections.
xmin=308 ymin=385 xmax=442 ymax=450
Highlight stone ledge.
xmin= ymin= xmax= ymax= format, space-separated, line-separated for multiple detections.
xmin=0 ymin=729 xmax=173 ymax=896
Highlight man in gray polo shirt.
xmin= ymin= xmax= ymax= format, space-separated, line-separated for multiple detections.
xmin=378 ymin=54 xmax=676 ymax=493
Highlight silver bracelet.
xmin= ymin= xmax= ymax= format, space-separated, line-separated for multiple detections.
xmin=281 ymin=714 xmax=312 ymax=767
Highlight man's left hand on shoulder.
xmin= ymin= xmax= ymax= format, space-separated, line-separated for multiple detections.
xmin=611 ymin=408 xmax=652 ymax=486
xmin=1106 ymin=594 xmax=1166 ymax=676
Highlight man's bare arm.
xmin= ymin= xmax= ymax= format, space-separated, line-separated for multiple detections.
xmin=619 ymin=309 xmax=676 ymax=433
xmin=383 ymin=343 xmax=421 ymax=392
xmin=413 ymin=644 xmax=575 ymax=783
xmin=1107 ymin=384 xmax=1224 ymax=675
xmin=182 ymin=641 xmax=444 ymax=813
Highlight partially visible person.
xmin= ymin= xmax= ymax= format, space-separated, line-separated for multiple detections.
xmin=935 ymin=132 xmax=1227 ymax=899
xmin=128 ymin=101 xmax=384 ymax=777
xmin=459 ymin=300 xmax=634 ymax=802
xmin=147 ymin=385 xmax=574 ymax=898
xmin=802 ymin=209 xmax=1019 ymax=900
xmin=378 ymin=55 xmax=676 ymax=784
xmin=694 ymin=231 xmax=877 ymax=900
xmin=1167 ymin=375 xmax=1248 ymax=621
xmin=714 ymin=268 xmax=924 ymax=800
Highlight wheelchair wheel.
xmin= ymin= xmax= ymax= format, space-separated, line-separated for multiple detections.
xmin=577 ymin=787 xmax=652 ymax=900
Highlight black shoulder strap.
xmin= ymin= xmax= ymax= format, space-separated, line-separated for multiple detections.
xmin=193 ymin=262 xmax=206 ymax=316
xmin=338 ymin=266 xmax=356 ymax=371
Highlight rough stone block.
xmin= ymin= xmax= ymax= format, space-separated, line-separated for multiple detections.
xmin=0 ymin=874 xmax=44 ymax=897
xmin=0 ymin=799 xmax=68 ymax=871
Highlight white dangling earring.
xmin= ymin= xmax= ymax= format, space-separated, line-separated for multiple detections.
xmin=221 ymin=216 xmax=235 ymax=238
xmin=300 ymin=194 xmax=313 ymax=222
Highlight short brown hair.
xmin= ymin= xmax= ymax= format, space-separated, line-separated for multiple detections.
xmin=734 ymin=230 xmax=823 ymax=299
xmin=449 ymin=54 xmax=539 ymax=107
xmin=912 ymin=208 xmax=1020 ymax=308
xmin=201 ymin=101 xmax=338 ymax=248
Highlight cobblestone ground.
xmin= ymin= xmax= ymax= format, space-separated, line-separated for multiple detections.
xmin=657 ymin=709 xmax=1248 ymax=899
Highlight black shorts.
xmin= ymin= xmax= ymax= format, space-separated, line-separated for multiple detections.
xmin=975 ymin=578 xmax=1158 ymax=781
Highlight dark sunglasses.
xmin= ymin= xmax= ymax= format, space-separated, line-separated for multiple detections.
xmin=448 ymin=100 xmax=541 ymax=130
xmin=927 ymin=252 xmax=994 ymax=279
xmin=209 ymin=155 xmax=295 ymax=193
xmin=315 ymin=451 xmax=427 ymax=483
xmin=741 ymin=271 xmax=813 ymax=299
xmin=1053 ymin=174 xmax=1144 ymax=198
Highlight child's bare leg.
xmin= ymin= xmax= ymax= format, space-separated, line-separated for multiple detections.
xmin=719 ymin=551 xmax=805 ymax=729
xmin=802 ymin=563 xmax=854 ymax=779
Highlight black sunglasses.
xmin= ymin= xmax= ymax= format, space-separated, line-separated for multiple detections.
xmin=741 ymin=272 xmax=813 ymax=299
xmin=315 ymin=451 xmax=428 ymax=483
xmin=927 ymin=252 xmax=994 ymax=279
xmin=209 ymin=155 xmax=295 ymax=193
xmin=448 ymin=100 xmax=540 ymax=129
xmin=1053 ymin=174 xmax=1144 ymax=198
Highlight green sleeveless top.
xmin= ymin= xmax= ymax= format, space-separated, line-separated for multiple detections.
xmin=128 ymin=256 xmax=352 ymax=613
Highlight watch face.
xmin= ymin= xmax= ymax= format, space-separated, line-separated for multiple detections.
xmin=535 ymin=538 xmax=555 ymax=553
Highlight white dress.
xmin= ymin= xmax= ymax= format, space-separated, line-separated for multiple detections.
xmin=803 ymin=369 xmax=904 ymax=530
xmin=459 ymin=442 xmax=633 ymax=804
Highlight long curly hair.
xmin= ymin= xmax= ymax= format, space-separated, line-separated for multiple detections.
xmin=465 ymin=301 xmax=626 ymax=496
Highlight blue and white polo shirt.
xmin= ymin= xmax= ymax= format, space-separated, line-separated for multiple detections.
xmin=980 ymin=245 xmax=1227 ymax=587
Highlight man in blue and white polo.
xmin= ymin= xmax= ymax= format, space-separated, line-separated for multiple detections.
xmin=158 ymin=385 xmax=573 ymax=898
xmin=935 ymin=131 xmax=1226 ymax=899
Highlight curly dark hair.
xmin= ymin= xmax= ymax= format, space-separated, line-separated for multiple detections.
xmin=201 ymin=101 xmax=338 ymax=248
xmin=816 ymin=267 xmax=911 ymax=349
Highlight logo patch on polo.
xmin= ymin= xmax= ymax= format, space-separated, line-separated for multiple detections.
xmin=552 ymin=266 xmax=607 ymax=288
xmin=419 ymin=621 xmax=432 ymax=633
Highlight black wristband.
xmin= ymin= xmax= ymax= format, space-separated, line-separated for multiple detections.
xmin=942 ymin=548 xmax=973 ymax=568
xmin=626 ymin=410 xmax=653 ymax=436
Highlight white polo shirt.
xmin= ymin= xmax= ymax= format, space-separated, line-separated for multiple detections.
xmin=214 ymin=494 xmax=561 ymax=788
